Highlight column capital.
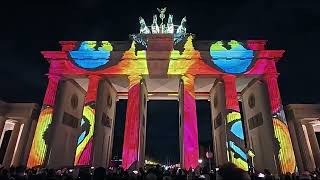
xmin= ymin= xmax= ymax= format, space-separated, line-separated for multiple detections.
xmin=262 ymin=73 xmax=279 ymax=80
xmin=221 ymin=74 xmax=237 ymax=84
xmin=181 ymin=74 xmax=195 ymax=79
xmin=47 ymin=74 xmax=61 ymax=81
xmin=181 ymin=74 xmax=195 ymax=84
xmin=88 ymin=74 xmax=102 ymax=80
xmin=128 ymin=75 xmax=142 ymax=88
xmin=85 ymin=75 xmax=102 ymax=103
xmin=181 ymin=74 xmax=196 ymax=98
xmin=222 ymin=74 xmax=236 ymax=79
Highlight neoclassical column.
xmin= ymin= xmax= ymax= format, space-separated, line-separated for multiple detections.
xmin=91 ymin=79 xmax=118 ymax=168
xmin=222 ymin=75 xmax=248 ymax=171
xmin=20 ymin=119 xmax=37 ymax=166
xmin=0 ymin=116 xmax=6 ymax=142
xmin=3 ymin=122 xmax=21 ymax=168
xmin=292 ymin=120 xmax=315 ymax=171
xmin=179 ymin=74 xmax=199 ymax=169
xmin=305 ymin=124 xmax=320 ymax=168
xmin=12 ymin=118 xmax=34 ymax=166
xmin=27 ymin=75 xmax=61 ymax=168
xmin=122 ymin=75 xmax=144 ymax=170
xmin=262 ymin=73 xmax=296 ymax=173
xmin=74 ymin=75 xmax=101 ymax=166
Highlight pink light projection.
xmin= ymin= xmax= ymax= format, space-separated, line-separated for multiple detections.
xmin=181 ymin=75 xmax=199 ymax=169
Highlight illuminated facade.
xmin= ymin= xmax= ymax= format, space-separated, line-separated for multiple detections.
xmin=22 ymin=10 xmax=300 ymax=174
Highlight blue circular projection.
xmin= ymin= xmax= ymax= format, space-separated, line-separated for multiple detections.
xmin=210 ymin=41 xmax=254 ymax=74
xmin=69 ymin=41 xmax=112 ymax=70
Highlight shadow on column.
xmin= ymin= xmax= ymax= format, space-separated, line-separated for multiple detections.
xmin=0 ymin=130 xmax=12 ymax=164
xmin=111 ymin=100 xmax=127 ymax=162
xmin=196 ymin=100 xmax=213 ymax=168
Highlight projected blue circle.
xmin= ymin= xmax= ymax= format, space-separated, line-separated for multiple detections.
xmin=69 ymin=41 xmax=112 ymax=70
xmin=70 ymin=51 xmax=110 ymax=69
xmin=210 ymin=41 xmax=254 ymax=74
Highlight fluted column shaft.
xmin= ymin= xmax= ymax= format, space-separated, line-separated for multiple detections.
xmin=306 ymin=124 xmax=320 ymax=168
xmin=74 ymin=75 xmax=101 ymax=166
xmin=263 ymin=73 xmax=296 ymax=173
xmin=222 ymin=75 xmax=248 ymax=171
xmin=27 ymin=75 xmax=61 ymax=168
xmin=122 ymin=75 xmax=143 ymax=170
xmin=3 ymin=122 xmax=21 ymax=167
xmin=180 ymin=74 xmax=199 ymax=169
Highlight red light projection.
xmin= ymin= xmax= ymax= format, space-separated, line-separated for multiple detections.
xmin=122 ymin=75 xmax=142 ymax=170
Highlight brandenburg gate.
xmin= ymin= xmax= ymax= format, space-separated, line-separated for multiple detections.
xmin=24 ymin=10 xmax=296 ymax=174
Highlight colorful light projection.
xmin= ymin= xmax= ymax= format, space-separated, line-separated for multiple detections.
xmin=74 ymin=75 xmax=100 ymax=166
xmin=226 ymin=111 xmax=248 ymax=170
xmin=223 ymin=75 xmax=248 ymax=171
xmin=69 ymin=41 xmax=113 ymax=69
xmin=122 ymin=75 xmax=142 ymax=170
xmin=273 ymin=116 xmax=296 ymax=173
xmin=74 ymin=105 xmax=95 ymax=165
xmin=39 ymin=35 xmax=287 ymax=171
xmin=27 ymin=75 xmax=60 ymax=168
xmin=27 ymin=107 xmax=53 ymax=167
xmin=167 ymin=36 xmax=221 ymax=76
xmin=210 ymin=40 xmax=254 ymax=74
xmin=66 ymin=41 xmax=148 ymax=76
xmin=263 ymin=74 xmax=296 ymax=173
xmin=181 ymin=75 xmax=199 ymax=169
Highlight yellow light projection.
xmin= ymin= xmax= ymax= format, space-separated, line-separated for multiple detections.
xmin=273 ymin=118 xmax=296 ymax=173
xmin=114 ymin=42 xmax=148 ymax=75
xmin=227 ymin=111 xmax=241 ymax=123
xmin=74 ymin=105 xmax=95 ymax=165
xmin=230 ymin=151 xmax=249 ymax=171
xmin=27 ymin=107 xmax=53 ymax=168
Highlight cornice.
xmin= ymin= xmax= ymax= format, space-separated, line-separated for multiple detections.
xmin=256 ymin=50 xmax=285 ymax=60
xmin=41 ymin=51 xmax=69 ymax=61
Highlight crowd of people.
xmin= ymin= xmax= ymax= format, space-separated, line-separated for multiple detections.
xmin=0 ymin=163 xmax=320 ymax=180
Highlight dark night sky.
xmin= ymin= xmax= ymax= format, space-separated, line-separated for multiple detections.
xmin=0 ymin=0 xmax=319 ymax=164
